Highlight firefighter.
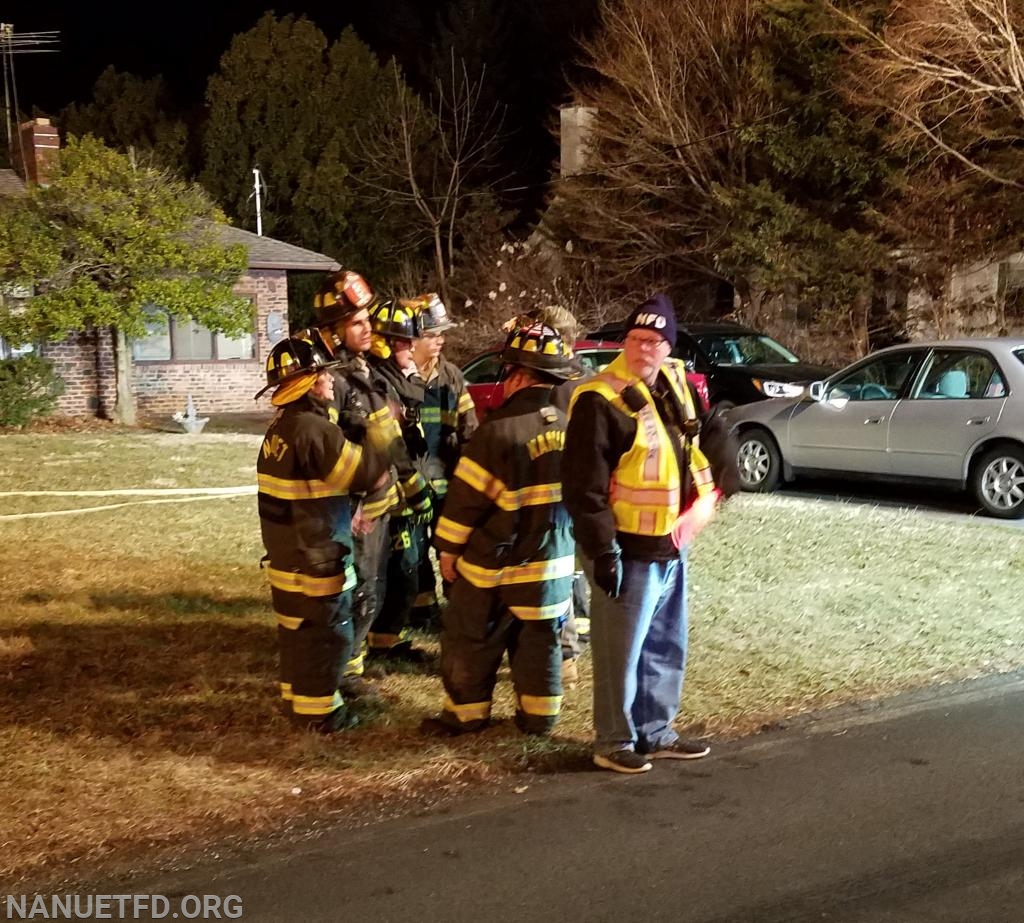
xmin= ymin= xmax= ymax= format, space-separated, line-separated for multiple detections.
xmin=407 ymin=294 xmax=478 ymax=628
xmin=255 ymin=331 xmax=389 ymax=732
xmin=364 ymin=298 xmax=435 ymax=663
xmin=310 ymin=270 xmax=429 ymax=696
xmin=420 ymin=320 xmax=580 ymax=737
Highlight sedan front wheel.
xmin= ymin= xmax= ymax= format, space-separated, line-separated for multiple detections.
xmin=972 ymin=445 xmax=1024 ymax=519
xmin=736 ymin=427 xmax=782 ymax=493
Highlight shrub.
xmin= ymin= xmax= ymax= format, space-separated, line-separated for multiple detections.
xmin=0 ymin=354 xmax=65 ymax=427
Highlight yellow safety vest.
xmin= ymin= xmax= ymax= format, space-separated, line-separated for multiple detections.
xmin=571 ymin=354 xmax=715 ymax=536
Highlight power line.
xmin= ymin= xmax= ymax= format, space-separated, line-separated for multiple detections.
xmin=0 ymin=24 xmax=59 ymax=167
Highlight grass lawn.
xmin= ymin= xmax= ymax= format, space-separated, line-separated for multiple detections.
xmin=2 ymin=431 xmax=1023 ymax=882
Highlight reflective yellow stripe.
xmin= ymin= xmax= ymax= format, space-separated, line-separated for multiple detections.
xmin=508 ymin=600 xmax=572 ymax=620
xmin=268 ymin=565 xmax=355 ymax=596
xmin=292 ymin=691 xmax=343 ymax=716
xmin=280 ymin=683 xmax=293 ymax=701
xmin=257 ymin=472 xmax=349 ymax=500
xmin=454 ymin=457 xmax=504 ymax=500
xmin=457 ymin=393 xmax=475 ymax=414
xmin=519 ymin=694 xmax=562 ymax=717
xmin=496 ymin=482 xmax=561 ymax=511
xmin=323 ymin=441 xmax=363 ymax=489
xmin=276 ymin=612 xmax=304 ymax=630
xmin=435 ymin=515 xmax=473 ymax=545
xmin=344 ymin=647 xmax=365 ymax=676
xmin=360 ymin=484 xmax=399 ymax=520
xmin=440 ymin=410 xmax=459 ymax=426
xmin=456 ymin=554 xmax=576 ymax=589
xmin=420 ymin=406 xmax=442 ymax=423
xmin=443 ymin=696 xmax=491 ymax=722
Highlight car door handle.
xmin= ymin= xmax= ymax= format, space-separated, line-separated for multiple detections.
xmin=967 ymin=416 xmax=991 ymax=425
xmin=864 ymin=416 xmax=885 ymax=425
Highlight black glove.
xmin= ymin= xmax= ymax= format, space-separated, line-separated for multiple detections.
xmin=593 ymin=551 xmax=623 ymax=599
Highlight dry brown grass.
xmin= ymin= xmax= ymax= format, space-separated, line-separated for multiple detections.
xmin=2 ymin=432 xmax=1023 ymax=884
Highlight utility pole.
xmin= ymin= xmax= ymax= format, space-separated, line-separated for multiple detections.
xmin=0 ymin=25 xmax=58 ymax=165
xmin=252 ymin=166 xmax=263 ymax=236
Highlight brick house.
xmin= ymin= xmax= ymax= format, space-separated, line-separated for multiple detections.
xmin=1 ymin=118 xmax=339 ymax=418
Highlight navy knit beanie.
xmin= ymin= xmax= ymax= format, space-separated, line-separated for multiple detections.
xmin=626 ymin=293 xmax=677 ymax=346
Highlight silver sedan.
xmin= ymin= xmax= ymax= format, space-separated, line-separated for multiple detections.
xmin=727 ymin=338 xmax=1024 ymax=518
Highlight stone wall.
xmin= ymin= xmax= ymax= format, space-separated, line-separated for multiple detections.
xmin=43 ymin=270 xmax=285 ymax=419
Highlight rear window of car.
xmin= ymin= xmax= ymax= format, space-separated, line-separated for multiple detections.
xmin=463 ymin=353 xmax=503 ymax=384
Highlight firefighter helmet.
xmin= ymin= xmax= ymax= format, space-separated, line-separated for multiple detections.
xmin=500 ymin=321 xmax=580 ymax=381
xmin=312 ymin=270 xmax=376 ymax=326
xmin=369 ymin=298 xmax=421 ymax=341
xmin=406 ymin=293 xmax=456 ymax=335
xmin=255 ymin=330 xmax=338 ymax=402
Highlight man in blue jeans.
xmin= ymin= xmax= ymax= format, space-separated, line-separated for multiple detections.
xmin=562 ymin=294 xmax=737 ymax=773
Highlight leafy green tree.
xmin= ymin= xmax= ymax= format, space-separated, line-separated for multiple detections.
xmin=61 ymin=67 xmax=189 ymax=172
xmin=0 ymin=136 xmax=249 ymax=424
xmin=202 ymin=13 xmax=332 ymax=241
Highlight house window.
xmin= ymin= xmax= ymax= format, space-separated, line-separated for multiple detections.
xmin=132 ymin=301 xmax=256 ymax=362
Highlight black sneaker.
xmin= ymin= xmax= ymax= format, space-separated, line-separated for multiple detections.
xmin=645 ymin=739 xmax=711 ymax=760
xmin=593 ymin=749 xmax=653 ymax=774
xmin=419 ymin=716 xmax=476 ymax=738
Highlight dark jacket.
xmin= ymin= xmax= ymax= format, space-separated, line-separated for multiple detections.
xmin=434 ymin=385 xmax=574 ymax=620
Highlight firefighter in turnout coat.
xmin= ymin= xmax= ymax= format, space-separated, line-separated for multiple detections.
xmin=421 ymin=321 xmax=581 ymax=737
xmin=256 ymin=332 xmax=389 ymax=732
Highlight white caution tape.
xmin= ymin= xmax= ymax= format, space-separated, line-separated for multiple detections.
xmin=0 ymin=486 xmax=256 ymax=497
xmin=0 ymin=492 xmax=253 ymax=521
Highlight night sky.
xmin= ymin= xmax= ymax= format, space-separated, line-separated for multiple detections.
xmin=2 ymin=1 xmax=451 ymax=114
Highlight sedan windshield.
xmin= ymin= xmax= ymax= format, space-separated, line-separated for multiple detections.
xmin=693 ymin=334 xmax=799 ymax=366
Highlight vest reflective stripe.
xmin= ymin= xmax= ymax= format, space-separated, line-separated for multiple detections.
xmin=268 ymin=565 xmax=356 ymax=597
xmin=453 ymin=456 xmax=505 ymax=500
xmin=419 ymin=406 xmax=442 ymax=423
xmin=291 ymin=691 xmax=343 ymax=716
xmin=508 ymin=599 xmax=572 ymax=621
xmin=276 ymin=612 xmax=304 ymax=630
xmin=519 ymin=693 xmax=562 ymax=717
xmin=457 ymin=392 xmax=475 ymax=415
xmin=576 ymin=354 xmax=713 ymax=536
xmin=455 ymin=553 xmax=576 ymax=589
xmin=257 ymin=472 xmax=349 ymax=501
xmin=443 ymin=696 xmax=491 ymax=723
xmin=435 ymin=515 xmax=473 ymax=545
xmin=495 ymin=482 xmax=562 ymax=511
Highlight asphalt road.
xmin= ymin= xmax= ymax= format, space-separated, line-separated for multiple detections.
xmin=98 ymin=672 xmax=1024 ymax=923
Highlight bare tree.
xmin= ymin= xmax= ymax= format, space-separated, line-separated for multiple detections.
xmin=833 ymin=0 xmax=1024 ymax=186
xmin=554 ymin=0 xmax=772 ymax=291
xmin=354 ymin=56 xmax=505 ymax=306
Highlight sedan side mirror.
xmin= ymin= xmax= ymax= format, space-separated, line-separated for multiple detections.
xmin=808 ymin=381 xmax=825 ymax=402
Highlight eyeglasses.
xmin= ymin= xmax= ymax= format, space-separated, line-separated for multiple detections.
xmin=625 ymin=333 xmax=668 ymax=350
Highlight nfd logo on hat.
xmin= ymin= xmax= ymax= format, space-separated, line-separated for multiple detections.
xmin=634 ymin=312 xmax=667 ymax=329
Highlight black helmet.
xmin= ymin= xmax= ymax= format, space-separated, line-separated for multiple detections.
xmin=368 ymin=298 xmax=421 ymax=340
xmin=255 ymin=330 xmax=338 ymax=401
xmin=313 ymin=270 xmax=375 ymax=326
xmin=408 ymin=293 xmax=456 ymax=334
xmin=500 ymin=321 xmax=580 ymax=381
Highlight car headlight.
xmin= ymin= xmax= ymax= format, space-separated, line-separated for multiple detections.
xmin=754 ymin=379 xmax=805 ymax=398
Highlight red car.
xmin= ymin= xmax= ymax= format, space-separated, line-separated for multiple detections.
xmin=462 ymin=340 xmax=710 ymax=420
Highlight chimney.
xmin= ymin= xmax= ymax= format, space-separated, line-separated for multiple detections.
xmin=559 ymin=106 xmax=597 ymax=178
xmin=16 ymin=117 xmax=60 ymax=186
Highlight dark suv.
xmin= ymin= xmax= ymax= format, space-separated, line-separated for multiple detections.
xmin=587 ymin=320 xmax=832 ymax=410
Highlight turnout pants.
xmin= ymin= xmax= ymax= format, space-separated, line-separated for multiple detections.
xmin=368 ymin=515 xmax=427 ymax=651
xmin=437 ymin=578 xmax=563 ymax=735
xmin=346 ymin=515 xmax=390 ymax=677
xmin=273 ymin=583 xmax=355 ymax=725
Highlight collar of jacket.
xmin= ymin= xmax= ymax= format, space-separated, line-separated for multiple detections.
xmin=498 ymin=383 xmax=557 ymax=415
xmin=601 ymin=352 xmax=687 ymax=402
